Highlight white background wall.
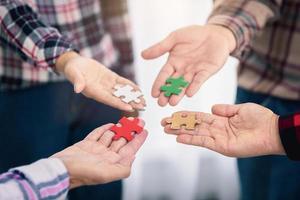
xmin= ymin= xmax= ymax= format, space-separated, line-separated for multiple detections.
xmin=125 ymin=1 xmax=240 ymax=200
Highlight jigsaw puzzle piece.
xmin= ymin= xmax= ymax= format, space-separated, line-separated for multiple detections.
xmin=110 ymin=117 xmax=143 ymax=141
xmin=160 ymin=85 xmax=181 ymax=97
xmin=166 ymin=112 xmax=200 ymax=130
xmin=113 ymin=84 xmax=143 ymax=104
xmin=160 ymin=76 xmax=189 ymax=97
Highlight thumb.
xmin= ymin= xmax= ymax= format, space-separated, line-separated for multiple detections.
xmin=66 ymin=66 xmax=86 ymax=93
xmin=141 ymin=33 xmax=175 ymax=59
xmin=212 ymin=104 xmax=240 ymax=117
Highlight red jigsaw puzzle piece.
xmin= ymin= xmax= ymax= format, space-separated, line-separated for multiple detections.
xmin=110 ymin=117 xmax=143 ymax=141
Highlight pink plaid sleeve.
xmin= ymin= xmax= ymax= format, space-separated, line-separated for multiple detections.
xmin=0 ymin=0 xmax=76 ymax=69
xmin=208 ymin=0 xmax=282 ymax=58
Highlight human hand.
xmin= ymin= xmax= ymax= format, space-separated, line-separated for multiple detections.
xmin=142 ymin=25 xmax=236 ymax=106
xmin=56 ymin=51 xmax=145 ymax=111
xmin=161 ymin=103 xmax=285 ymax=157
xmin=52 ymin=119 xmax=148 ymax=189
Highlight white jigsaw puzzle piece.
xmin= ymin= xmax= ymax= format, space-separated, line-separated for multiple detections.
xmin=113 ymin=84 xmax=143 ymax=103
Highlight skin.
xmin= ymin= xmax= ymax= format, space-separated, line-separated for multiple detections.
xmin=161 ymin=103 xmax=285 ymax=158
xmin=56 ymin=51 xmax=146 ymax=112
xmin=52 ymin=119 xmax=148 ymax=189
xmin=142 ymin=25 xmax=236 ymax=107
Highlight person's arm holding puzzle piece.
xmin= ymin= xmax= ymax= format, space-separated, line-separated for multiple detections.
xmin=0 ymin=121 xmax=148 ymax=199
xmin=142 ymin=0 xmax=282 ymax=106
xmin=0 ymin=1 xmax=145 ymax=111
xmin=161 ymin=103 xmax=300 ymax=161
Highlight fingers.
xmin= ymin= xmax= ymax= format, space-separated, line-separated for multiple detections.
xmin=156 ymin=69 xmax=180 ymax=107
xmin=152 ymin=63 xmax=174 ymax=98
xmin=109 ymin=118 xmax=145 ymax=152
xmin=130 ymin=97 xmax=146 ymax=111
xmin=186 ymin=69 xmax=211 ymax=97
xmin=109 ymin=138 xmax=127 ymax=153
xmin=212 ymin=104 xmax=240 ymax=117
xmin=85 ymin=124 xmax=114 ymax=141
xmin=117 ymin=77 xmax=146 ymax=111
xmin=176 ymin=134 xmax=215 ymax=150
xmin=161 ymin=112 xmax=216 ymax=136
xmin=168 ymin=72 xmax=194 ymax=106
xmin=98 ymin=130 xmax=116 ymax=147
xmin=66 ymin=66 xmax=86 ymax=93
xmin=161 ymin=111 xmax=213 ymax=126
xmin=142 ymin=33 xmax=175 ymax=59
xmin=157 ymin=92 xmax=170 ymax=107
xmin=119 ymin=130 xmax=148 ymax=157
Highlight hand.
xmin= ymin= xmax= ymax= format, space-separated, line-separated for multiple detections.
xmin=56 ymin=51 xmax=145 ymax=111
xmin=142 ymin=25 xmax=236 ymax=106
xmin=161 ymin=103 xmax=285 ymax=157
xmin=52 ymin=120 xmax=148 ymax=189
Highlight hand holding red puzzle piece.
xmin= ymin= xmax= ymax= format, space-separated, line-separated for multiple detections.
xmin=110 ymin=117 xmax=145 ymax=142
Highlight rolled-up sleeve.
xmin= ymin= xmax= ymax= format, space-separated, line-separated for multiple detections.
xmin=208 ymin=0 xmax=282 ymax=58
xmin=0 ymin=0 xmax=76 ymax=69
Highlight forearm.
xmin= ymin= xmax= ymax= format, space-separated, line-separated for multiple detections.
xmin=207 ymin=0 xmax=282 ymax=57
xmin=0 ymin=0 xmax=76 ymax=69
xmin=0 ymin=158 xmax=69 ymax=200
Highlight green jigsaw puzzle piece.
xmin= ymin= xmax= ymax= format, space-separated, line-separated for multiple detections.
xmin=160 ymin=76 xmax=189 ymax=97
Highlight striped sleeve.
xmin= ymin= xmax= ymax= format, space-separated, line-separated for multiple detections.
xmin=278 ymin=113 xmax=300 ymax=161
xmin=207 ymin=0 xmax=282 ymax=58
xmin=0 ymin=0 xmax=76 ymax=69
xmin=0 ymin=158 xmax=69 ymax=200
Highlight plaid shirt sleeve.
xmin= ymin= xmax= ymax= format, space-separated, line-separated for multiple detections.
xmin=0 ymin=0 xmax=76 ymax=69
xmin=0 ymin=158 xmax=69 ymax=199
xmin=100 ymin=0 xmax=135 ymax=81
xmin=207 ymin=0 xmax=282 ymax=58
xmin=279 ymin=113 xmax=300 ymax=161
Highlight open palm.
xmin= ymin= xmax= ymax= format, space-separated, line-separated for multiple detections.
xmin=142 ymin=25 xmax=234 ymax=106
xmin=162 ymin=103 xmax=284 ymax=157
xmin=61 ymin=55 xmax=145 ymax=111
xmin=52 ymin=121 xmax=147 ymax=188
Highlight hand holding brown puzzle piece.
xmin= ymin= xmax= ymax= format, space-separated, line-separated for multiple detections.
xmin=165 ymin=111 xmax=201 ymax=130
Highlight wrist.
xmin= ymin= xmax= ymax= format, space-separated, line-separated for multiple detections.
xmin=51 ymin=155 xmax=82 ymax=189
xmin=207 ymin=24 xmax=237 ymax=53
xmin=271 ymin=114 xmax=285 ymax=155
xmin=56 ymin=51 xmax=81 ymax=74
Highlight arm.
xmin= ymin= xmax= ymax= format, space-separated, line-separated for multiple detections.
xmin=0 ymin=158 xmax=69 ymax=200
xmin=100 ymin=0 xmax=135 ymax=80
xmin=0 ymin=121 xmax=148 ymax=199
xmin=208 ymin=0 xmax=282 ymax=57
xmin=278 ymin=113 xmax=300 ymax=160
xmin=165 ymin=104 xmax=300 ymax=161
xmin=161 ymin=103 xmax=286 ymax=158
xmin=0 ymin=0 xmax=76 ymax=69
xmin=0 ymin=1 xmax=145 ymax=111
xmin=142 ymin=0 xmax=282 ymax=107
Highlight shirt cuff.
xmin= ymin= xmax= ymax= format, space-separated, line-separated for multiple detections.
xmin=207 ymin=14 xmax=256 ymax=58
xmin=45 ymin=36 xmax=77 ymax=69
xmin=207 ymin=1 xmax=275 ymax=58
xmin=278 ymin=113 xmax=300 ymax=160
xmin=10 ymin=158 xmax=70 ymax=199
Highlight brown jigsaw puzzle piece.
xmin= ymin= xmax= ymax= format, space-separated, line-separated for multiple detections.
xmin=166 ymin=112 xmax=200 ymax=130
